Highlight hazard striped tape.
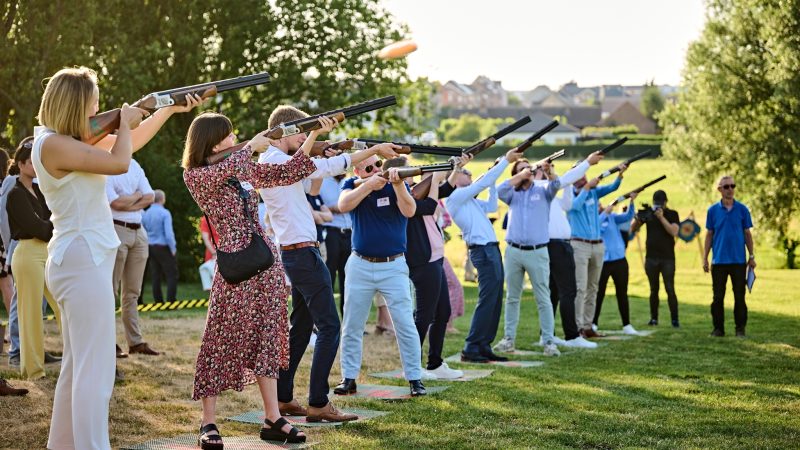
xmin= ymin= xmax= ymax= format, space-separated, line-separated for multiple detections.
xmin=33 ymin=298 xmax=211 ymax=323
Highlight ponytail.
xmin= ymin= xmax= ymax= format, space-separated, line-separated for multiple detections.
xmin=9 ymin=137 xmax=34 ymax=176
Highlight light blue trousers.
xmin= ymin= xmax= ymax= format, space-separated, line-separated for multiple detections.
xmin=340 ymin=255 xmax=422 ymax=381
xmin=503 ymin=245 xmax=555 ymax=344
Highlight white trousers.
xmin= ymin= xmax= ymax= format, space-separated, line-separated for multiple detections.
xmin=199 ymin=259 xmax=216 ymax=291
xmin=46 ymin=237 xmax=116 ymax=450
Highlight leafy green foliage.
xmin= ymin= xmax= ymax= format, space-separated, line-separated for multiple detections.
xmin=660 ymin=0 xmax=800 ymax=261
xmin=640 ymin=80 xmax=666 ymax=122
xmin=436 ymin=114 xmax=514 ymax=142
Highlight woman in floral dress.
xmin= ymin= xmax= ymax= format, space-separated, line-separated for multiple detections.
xmin=182 ymin=112 xmax=335 ymax=448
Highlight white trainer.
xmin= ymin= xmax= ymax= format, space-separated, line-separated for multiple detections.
xmin=543 ymin=343 xmax=561 ymax=356
xmin=307 ymin=332 xmax=317 ymax=350
xmin=622 ymin=324 xmax=639 ymax=335
xmin=429 ymin=362 xmax=464 ymax=379
xmin=591 ymin=323 xmax=598 ymax=332
xmin=563 ymin=336 xmax=598 ymax=349
xmin=493 ymin=336 xmax=515 ymax=353
xmin=420 ymin=369 xmax=439 ymax=380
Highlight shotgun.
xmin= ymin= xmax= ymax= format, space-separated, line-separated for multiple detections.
xmin=265 ymin=96 xmax=396 ymax=140
xmin=410 ymin=116 xmax=532 ymax=199
xmin=345 ymin=139 xmax=463 ymax=157
xmin=597 ymin=150 xmax=653 ymax=180
xmin=530 ymin=149 xmax=566 ymax=170
xmin=85 ymin=72 xmax=271 ymax=144
xmin=609 ymin=175 xmax=667 ymax=206
xmin=353 ymin=161 xmax=455 ymax=187
xmin=512 ymin=120 xmax=559 ymax=153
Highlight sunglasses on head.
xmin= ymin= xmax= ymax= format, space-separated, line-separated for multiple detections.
xmin=720 ymin=184 xmax=736 ymax=190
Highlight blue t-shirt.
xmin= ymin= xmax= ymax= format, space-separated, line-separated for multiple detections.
xmin=342 ymin=177 xmax=408 ymax=258
xmin=706 ymin=200 xmax=753 ymax=264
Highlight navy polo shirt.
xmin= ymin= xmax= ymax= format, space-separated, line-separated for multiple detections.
xmin=706 ymin=200 xmax=753 ymax=264
xmin=342 ymin=177 xmax=408 ymax=258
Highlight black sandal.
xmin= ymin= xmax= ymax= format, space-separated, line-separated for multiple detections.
xmin=197 ymin=423 xmax=224 ymax=449
xmin=261 ymin=417 xmax=306 ymax=443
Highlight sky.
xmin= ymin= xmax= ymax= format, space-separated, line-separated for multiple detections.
xmin=381 ymin=0 xmax=707 ymax=91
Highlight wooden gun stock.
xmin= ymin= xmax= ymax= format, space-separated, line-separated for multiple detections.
xmin=355 ymin=162 xmax=454 ymax=188
xmin=610 ymin=175 xmax=667 ymax=206
xmin=84 ymin=72 xmax=270 ymax=145
xmin=264 ymin=96 xmax=396 ymax=140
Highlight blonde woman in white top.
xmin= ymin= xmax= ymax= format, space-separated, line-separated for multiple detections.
xmin=33 ymin=66 xmax=200 ymax=450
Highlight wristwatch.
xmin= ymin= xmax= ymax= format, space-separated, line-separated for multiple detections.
xmin=749 ymin=254 xmax=755 ymax=260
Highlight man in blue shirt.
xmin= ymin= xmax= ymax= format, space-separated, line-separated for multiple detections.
xmin=142 ymin=190 xmax=177 ymax=303
xmin=493 ymin=152 xmax=600 ymax=357
xmin=335 ymin=155 xmax=427 ymax=396
xmin=703 ymin=176 xmax=755 ymax=337
xmin=568 ymin=166 xmax=626 ymax=338
xmin=445 ymin=149 xmax=521 ymax=363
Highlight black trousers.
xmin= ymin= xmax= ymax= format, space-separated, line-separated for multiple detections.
xmin=711 ymin=263 xmax=748 ymax=332
xmin=324 ymin=227 xmax=351 ymax=316
xmin=594 ymin=258 xmax=630 ymax=327
xmin=410 ymin=259 xmax=451 ymax=370
xmin=548 ymin=240 xmax=580 ymax=340
xmin=148 ymin=245 xmax=177 ymax=302
xmin=279 ymin=247 xmax=340 ymax=407
xmin=644 ymin=257 xmax=679 ymax=321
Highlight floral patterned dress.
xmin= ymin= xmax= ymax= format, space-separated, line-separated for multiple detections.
xmin=183 ymin=146 xmax=316 ymax=400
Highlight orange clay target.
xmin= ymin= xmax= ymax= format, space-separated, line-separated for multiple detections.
xmin=378 ymin=40 xmax=418 ymax=59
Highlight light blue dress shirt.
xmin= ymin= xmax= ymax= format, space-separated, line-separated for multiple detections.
xmin=445 ymin=159 xmax=507 ymax=246
xmin=319 ymin=176 xmax=352 ymax=230
xmin=568 ymin=177 xmax=622 ymax=240
xmin=142 ymin=203 xmax=176 ymax=254
xmin=600 ymin=201 xmax=635 ymax=261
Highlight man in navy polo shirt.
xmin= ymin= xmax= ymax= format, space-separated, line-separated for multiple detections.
xmin=334 ymin=155 xmax=426 ymax=397
xmin=703 ymin=175 xmax=755 ymax=338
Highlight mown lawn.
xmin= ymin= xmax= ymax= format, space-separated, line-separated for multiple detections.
xmin=0 ymin=158 xmax=798 ymax=449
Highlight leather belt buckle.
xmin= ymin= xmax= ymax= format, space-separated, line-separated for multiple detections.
xmin=354 ymin=251 xmax=403 ymax=263
xmin=280 ymin=241 xmax=319 ymax=251
xmin=113 ymin=220 xmax=141 ymax=230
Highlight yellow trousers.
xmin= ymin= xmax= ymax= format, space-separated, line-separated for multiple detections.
xmin=11 ymin=239 xmax=61 ymax=379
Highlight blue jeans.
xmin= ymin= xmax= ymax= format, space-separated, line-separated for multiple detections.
xmin=340 ymin=254 xmax=421 ymax=381
xmin=464 ymin=243 xmax=504 ymax=355
xmin=279 ymin=247 xmax=340 ymax=407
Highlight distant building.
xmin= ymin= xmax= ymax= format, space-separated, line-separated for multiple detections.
xmin=599 ymin=101 xmax=657 ymax=134
xmin=436 ymin=76 xmax=507 ymax=109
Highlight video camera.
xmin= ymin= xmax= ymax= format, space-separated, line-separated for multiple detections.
xmin=636 ymin=203 xmax=663 ymax=223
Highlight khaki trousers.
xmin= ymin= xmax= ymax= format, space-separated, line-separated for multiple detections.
xmin=11 ymin=239 xmax=61 ymax=379
xmin=112 ymin=225 xmax=148 ymax=347
xmin=571 ymin=240 xmax=605 ymax=331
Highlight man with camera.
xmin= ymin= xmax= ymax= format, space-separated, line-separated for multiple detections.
xmin=631 ymin=190 xmax=680 ymax=327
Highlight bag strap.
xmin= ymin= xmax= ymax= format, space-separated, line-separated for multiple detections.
xmin=203 ymin=177 xmax=260 ymax=251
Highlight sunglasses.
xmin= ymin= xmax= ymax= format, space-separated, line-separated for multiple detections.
xmin=720 ymin=184 xmax=736 ymax=190
xmin=461 ymin=170 xmax=472 ymax=176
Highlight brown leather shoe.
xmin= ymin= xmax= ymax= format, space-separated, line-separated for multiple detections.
xmin=278 ymin=399 xmax=308 ymax=416
xmin=0 ymin=378 xmax=28 ymax=396
xmin=129 ymin=342 xmax=160 ymax=356
xmin=116 ymin=344 xmax=129 ymax=358
xmin=307 ymin=402 xmax=357 ymax=423
xmin=581 ymin=328 xmax=605 ymax=339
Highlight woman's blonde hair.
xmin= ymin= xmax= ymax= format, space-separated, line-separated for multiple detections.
xmin=37 ymin=67 xmax=98 ymax=138
xmin=182 ymin=112 xmax=233 ymax=169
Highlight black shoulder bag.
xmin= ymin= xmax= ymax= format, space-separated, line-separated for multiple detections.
xmin=205 ymin=177 xmax=274 ymax=284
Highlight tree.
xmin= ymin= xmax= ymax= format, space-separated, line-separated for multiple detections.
xmin=660 ymin=0 xmax=800 ymax=267
xmin=1 ymin=0 xmax=410 ymax=280
xmin=640 ymin=80 xmax=665 ymax=123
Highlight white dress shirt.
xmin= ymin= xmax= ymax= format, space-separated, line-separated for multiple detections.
xmin=258 ymin=146 xmax=351 ymax=245
xmin=105 ymin=159 xmax=153 ymax=223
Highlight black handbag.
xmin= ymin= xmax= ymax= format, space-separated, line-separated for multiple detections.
xmin=205 ymin=177 xmax=274 ymax=284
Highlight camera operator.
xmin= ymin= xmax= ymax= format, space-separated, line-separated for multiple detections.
xmin=631 ymin=190 xmax=680 ymax=327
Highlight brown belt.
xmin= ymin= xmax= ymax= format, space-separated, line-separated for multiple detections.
xmin=113 ymin=220 xmax=141 ymax=230
xmin=353 ymin=251 xmax=404 ymax=263
xmin=280 ymin=241 xmax=319 ymax=251
xmin=571 ymin=237 xmax=602 ymax=244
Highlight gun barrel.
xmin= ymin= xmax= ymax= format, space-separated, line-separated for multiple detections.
xmin=358 ymin=139 xmax=463 ymax=156
xmin=599 ymin=136 xmax=628 ymax=155
xmin=157 ymin=72 xmax=271 ymax=96
xmin=611 ymin=175 xmax=667 ymax=205
xmin=516 ymin=120 xmax=559 ymax=152
xmin=465 ymin=115 xmax=532 ymax=156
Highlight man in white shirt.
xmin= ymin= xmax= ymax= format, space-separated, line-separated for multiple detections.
xmin=106 ymin=159 xmax=159 ymax=357
xmin=259 ymin=105 xmax=399 ymax=422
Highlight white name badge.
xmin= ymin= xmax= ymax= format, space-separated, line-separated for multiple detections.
xmin=586 ymin=198 xmax=595 ymax=206
xmin=377 ymin=197 xmax=390 ymax=207
xmin=240 ymin=181 xmax=255 ymax=191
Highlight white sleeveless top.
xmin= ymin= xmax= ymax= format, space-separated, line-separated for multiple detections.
xmin=31 ymin=127 xmax=121 ymax=266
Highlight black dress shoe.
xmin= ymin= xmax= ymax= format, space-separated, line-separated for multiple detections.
xmin=735 ymin=328 xmax=746 ymax=338
xmin=333 ymin=378 xmax=357 ymax=395
xmin=460 ymin=351 xmax=489 ymax=363
xmin=671 ymin=320 xmax=680 ymax=328
xmin=481 ymin=351 xmax=509 ymax=362
xmin=709 ymin=329 xmax=725 ymax=337
xmin=409 ymin=380 xmax=427 ymax=397
xmin=648 ymin=319 xmax=658 ymax=326
xmin=44 ymin=352 xmax=62 ymax=364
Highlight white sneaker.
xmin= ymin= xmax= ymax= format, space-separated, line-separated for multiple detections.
xmin=622 ymin=324 xmax=639 ymax=335
xmin=539 ymin=336 xmax=567 ymax=346
xmin=307 ymin=332 xmax=317 ymax=350
xmin=420 ymin=369 xmax=439 ymax=380
xmin=429 ymin=362 xmax=464 ymax=380
xmin=591 ymin=324 xmax=598 ymax=332
xmin=493 ymin=336 xmax=515 ymax=353
xmin=543 ymin=343 xmax=561 ymax=357
xmin=563 ymin=336 xmax=598 ymax=349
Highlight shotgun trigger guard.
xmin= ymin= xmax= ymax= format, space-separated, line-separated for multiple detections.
xmin=279 ymin=123 xmax=300 ymax=136
xmin=153 ymin=94 xmax=176 ymax=109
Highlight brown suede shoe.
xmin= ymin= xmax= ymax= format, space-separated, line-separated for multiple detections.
xmin=0 ymin=378 xmax=28 ymax=396
xmin=278 ymin=399 xmax=308 ymax=416
xmin=581 ymin=328 xmax=605 ymax=339
xmin=307 ymin=402 xmax=358 ymax=423
xmin=129 ymin=342 xmax=160 ymax=356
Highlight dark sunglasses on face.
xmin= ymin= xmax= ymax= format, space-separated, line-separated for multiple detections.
xmin=720 ymin=184 xmax=736 ymax=190
xmin=461 ymin=170 xmax=472 ymax=176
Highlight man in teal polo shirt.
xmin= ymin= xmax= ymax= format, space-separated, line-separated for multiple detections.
xmin=703 ymin=175 xmax=755 ymax=337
